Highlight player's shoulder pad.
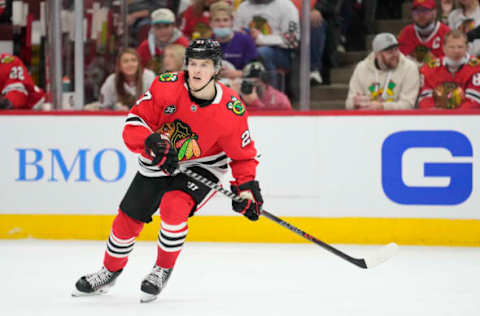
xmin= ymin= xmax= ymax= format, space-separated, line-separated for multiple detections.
xmin=0 ymin=54 xmax=15 ymax=64
xmin=157 ymin=71 xmax=181 ymax=83
xmin=426 ymin=58 xmax=440 ymax=68
xmin=468 ymin=57 xmax=480 ymax=67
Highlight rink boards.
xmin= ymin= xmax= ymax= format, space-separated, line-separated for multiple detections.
xmin=1 ymin=111 xmax=479 ymax=246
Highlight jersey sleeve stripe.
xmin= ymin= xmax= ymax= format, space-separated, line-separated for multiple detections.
xmin=2 ymin=82 xmax=27 ymax=95
xmin=124 ymin=113 xmax=153 ymax=132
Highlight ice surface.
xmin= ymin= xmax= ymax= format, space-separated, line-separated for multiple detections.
xmin=1 ymin=240 xmax=479 ymax=316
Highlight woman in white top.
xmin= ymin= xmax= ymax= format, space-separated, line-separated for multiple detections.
xmin=99 ymin=48 xmax=156 ymax=110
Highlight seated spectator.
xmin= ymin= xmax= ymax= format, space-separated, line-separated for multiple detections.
xmin=418 ymin=30 xmax=480 ymax=109
xmin=182 ymin=0 xmax=219 ymax=39
xmin=137 ymin=8 xmax=189 ymax=75
xmin=445 ymin=0 xmax=480 ymax=32
xmin=161 ymin=44 xmax=186 ymax=73
xmin=238 ymin=61 xmax=291 ymax=110
xmin=234 ymin=0 xmax=300 ymax=74
xmin=99 ymin=48 xmax=156 ymax=111
xmin=127 ymin=1 xmax=181 ymax=46
xmin=398 ymin=0 xmax=451 ymax=66
xmin=346 ymin=33 xmax=420 ymax=110
xmin=443 ymin=0 xmax=480 ymax=56
xmin=0 ymin=54 xmax=45 ymax=110
xmin=209 ymin=1 xmax=258 ymax=81
xmin=292 ymin=0 xmax=326 ymax=85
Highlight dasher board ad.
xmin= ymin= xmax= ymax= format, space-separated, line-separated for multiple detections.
xmin=0 ymin=114 xmax=479 ymax=219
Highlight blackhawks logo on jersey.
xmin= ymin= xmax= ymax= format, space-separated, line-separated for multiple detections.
xmin=427 ymin=58 xmax=440 ymax=68
xmin=469 ymin=57 xmax=480 ymax=67
xmin=158 ymin=119 xmax=201 ymax=161
xmin=1 ymin=55 xmax=14 ymax=64
xmin=433 ymin=82 xmax=465 ymax=109
xmin=226 ymin=96 xmax=245 ymax=116
xmin=158 ymin=72 xmax=178 ymax=82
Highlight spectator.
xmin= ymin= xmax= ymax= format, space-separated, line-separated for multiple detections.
xmin=238 ymin=61 xmax=292 ymax=110
xmin=346 ymin=33 xmax=420 ymax=110
xmin=127 ymin=0 xmax=181 ymax=46
xmin=445 ymin=0 xmax=480 ymax=32
xmin=161 ymin=44 xmax=186 ymax=73
xmin=234 ymin=0 xmax=300 ymax=74
xmin=209 ymin=1 xmax=258 ymax=81
xmin=398 ymin=0 xmax=451 ymax=66
xmin=182 ymin=0 xmax=219 ymax=39
xmin=0 ymin=53 xmax=45 ymax=110
xmin=98 ymin=48 xmax=155 ymax=111
xmin=443 ymin=0 xmax=480 ymax=56
xmin=137 ymin=8 xmax=189 ymax=75
xmin=418 ymin=30 xmax=480 ymax=109
xmin=312 ymin=0 xmax=343 ymax=84
xmin=291 ymin=0 xmax=327 ymax=85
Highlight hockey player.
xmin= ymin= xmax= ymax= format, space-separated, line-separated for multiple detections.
xmin=418 ymin=30 xmax=480 ymax=109
xmin=72 ymin=39 xmax=263 ymax=303
xmin=398 ymin=0 xmax=450 ymax=66
xmin=0 ymin=54 xmax=45 ymax=110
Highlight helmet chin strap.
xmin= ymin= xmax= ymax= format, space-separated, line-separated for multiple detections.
xmin=190 ymin=75 xmax=215 ymax=93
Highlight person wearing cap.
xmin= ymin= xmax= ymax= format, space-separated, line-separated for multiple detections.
xmin=209 ymin=1 xmax=258 ymax=81
xmin=398 ymin=0 xmax=451 ymax=66
xmin=346 ymin=33 xmax=420 ymax=110
xmin=137 ymin=8 xmax=189 ymax=75
xmin=418 ymin=29 xmax=480 ymax=109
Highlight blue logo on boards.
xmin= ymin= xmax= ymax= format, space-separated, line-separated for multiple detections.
xmin=16 ymin=148 xmax=127 ymax=182
xmin=381 ymin=131 xmax=473 ymax=205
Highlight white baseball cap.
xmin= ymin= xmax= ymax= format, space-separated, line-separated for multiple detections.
xmin=372 ymin=33 xmax=399 ymax=52
xmin=151 ymin=8 xmax=175 ymax=25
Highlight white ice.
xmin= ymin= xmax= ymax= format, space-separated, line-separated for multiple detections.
xmin=1 ymin=240 xmax=479 ymax=316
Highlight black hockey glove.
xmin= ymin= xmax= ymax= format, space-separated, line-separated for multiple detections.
xmin=144 ymin=133 xmax=179 ymax=175
xmin=0 ymin=97 xmax=13 ymax=109
xmin=230 ymin=180 xmax=263 ymax=221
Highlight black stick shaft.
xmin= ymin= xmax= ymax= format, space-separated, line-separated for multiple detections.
xmin=179 ymin=167 xmax=368 ymax=269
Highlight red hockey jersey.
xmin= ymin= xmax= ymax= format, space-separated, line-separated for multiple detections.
xmin=418 ymin=57 xmax=480 ymax=109
xmin=0 ymin=54 xmax=45 ymax=109
xmin=123 ymin=71 xmax=258 ymax=184
xmin=398 ymin=22 xmax=450 ymax=64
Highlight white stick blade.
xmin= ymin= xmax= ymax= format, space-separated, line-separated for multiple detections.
xmin=364 ymin=242 xmax=399 ymax=268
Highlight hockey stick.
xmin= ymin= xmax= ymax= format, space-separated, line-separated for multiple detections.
xmin=179 ymin=167 xmax=399 ymax=269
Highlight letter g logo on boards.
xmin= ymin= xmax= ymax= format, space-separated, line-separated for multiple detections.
xmin=382 ymin=131 xmax=473 ymax=205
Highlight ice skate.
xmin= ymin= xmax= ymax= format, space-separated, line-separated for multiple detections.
xmin=72 ymin=266 xmax=122 ymax=297
xmin=140 ymin=265 xmax=172 ymax=303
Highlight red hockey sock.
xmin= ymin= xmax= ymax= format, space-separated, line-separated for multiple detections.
xmin=104 ymin=210 xmax=144 ymax=272
xmin=156 ymin=191 xmax=194 ymax=269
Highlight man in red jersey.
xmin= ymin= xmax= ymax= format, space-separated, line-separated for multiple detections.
xmin=137 ymin=8 xmax=189 ymax=74
xmin=398 ymin=0 xmax=451 ymax=66
xmin=0 ymin=54 xmax=45 ymax=110
xmin=73 ymin=39 xmax=263 ymax=303
xmin=418 ymin=30 xmax=480 ymax=109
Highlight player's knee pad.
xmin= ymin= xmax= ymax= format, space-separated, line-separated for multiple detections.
xmin=159 ymin=191 xmax=195 ymax=225
xmin=112 ymin=209 xmax=144 ymax=238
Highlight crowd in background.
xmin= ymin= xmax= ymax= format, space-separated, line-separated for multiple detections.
xmin=1 ymin=0 xmax=480 ymax=111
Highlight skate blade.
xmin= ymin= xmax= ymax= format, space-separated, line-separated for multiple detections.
xmin=71 ymin=287 xmax=109 ymax=297
xmin=140 ymin=293 xmax=158 ymax=303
